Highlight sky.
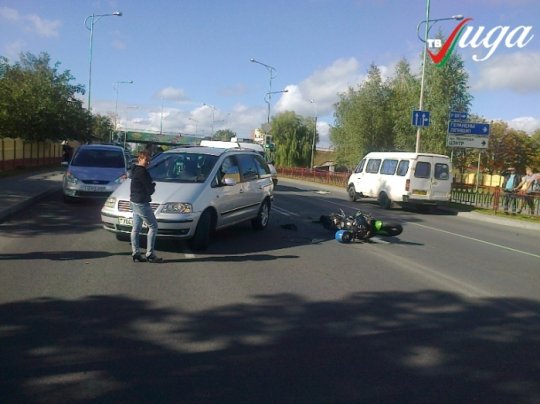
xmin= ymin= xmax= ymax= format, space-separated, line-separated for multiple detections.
xmin=1 ymin=0 xmax=539 ymax=149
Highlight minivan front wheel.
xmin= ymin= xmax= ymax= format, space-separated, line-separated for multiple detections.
xmin=378 ymin=192 xmax=392 ymax=210
xmin=252 ymin=200 xmax=270 ymax=230
xmin=348 ymin=184 xmax=358 ymax=202
xmin=190 ymin=210 xmax=212 ymax=251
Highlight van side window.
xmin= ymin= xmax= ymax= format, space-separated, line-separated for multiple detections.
xmin=396 ymin=160 xmax=409 ymax=176
xmin=414 ymin=162 xmax=431 ymax=178
xmin=380 ymin=159 xmax=398 ymax=175
xmin=435 ymin=163 xmax=449 ymax=180
xmin=219 ymin=156 xmax=241 ymax=184
xmin=253 ymin=155 xmax=271 ymax=177
xmin=366 ymin=159 xmax=381 ymax=174
xmin=236 ymin=154 xmax=259 ymax=182
xmin=354 ymin=159 xmax=366 ymax=174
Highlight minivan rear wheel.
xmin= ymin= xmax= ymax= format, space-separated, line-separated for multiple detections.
xmin=190 ymin=210 xmax=212 ymax=250
xmin=252 ymin=200 xmax=270 ymax=230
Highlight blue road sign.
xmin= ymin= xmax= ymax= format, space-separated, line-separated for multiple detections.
xmin=412 ymin=110 xmax=430 ymax=127
xmin=449 ymin=111 xmax=469 ymax=121
xmin=448 ymin=121 xmax=490 ymax=136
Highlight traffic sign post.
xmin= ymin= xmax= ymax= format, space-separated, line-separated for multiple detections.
xmin=412 ymin=110 xmax=430 ymax=127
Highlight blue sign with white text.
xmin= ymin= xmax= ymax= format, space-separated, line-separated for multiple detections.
xmin=449 ymin=111 xmax=469 ymax=121
xmin=412 ymin=110 xmax=430 ymax=127
xmin=448 ymin=121 xmax=490 ymax=136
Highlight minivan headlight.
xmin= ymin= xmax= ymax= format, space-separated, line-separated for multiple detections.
xmin=65 ymin=171 xmax=80 ymax=185
xmin=161 ymin=202 xmax=192 ymax=214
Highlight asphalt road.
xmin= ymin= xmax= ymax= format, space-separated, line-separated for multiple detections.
xmin=1 ymin=178 xmax=540 ymax=403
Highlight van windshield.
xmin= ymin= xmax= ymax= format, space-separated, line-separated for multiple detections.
xmin=149 ymin=153 xmax=218 ymax=183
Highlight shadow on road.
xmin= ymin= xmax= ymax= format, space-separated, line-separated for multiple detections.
xmin=2 ymin=291 xmax=540 ymax=402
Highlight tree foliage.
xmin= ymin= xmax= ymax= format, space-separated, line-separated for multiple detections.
xmin=270 ymin=111 xmax=314 ymax=167
xmin=0 ymin=52 xmax=90 ymax=142
xmin=212 ymin=129 xmax=236 ymax=141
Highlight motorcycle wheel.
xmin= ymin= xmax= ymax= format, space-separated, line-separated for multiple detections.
xmin=379 ymin=223 xmax=403 ymax=237
xmin=335 ymin=230 xmax=353 ymax=243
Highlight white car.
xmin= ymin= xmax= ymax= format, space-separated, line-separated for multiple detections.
xmin=101 ymin=146 xmax=274 ymax=250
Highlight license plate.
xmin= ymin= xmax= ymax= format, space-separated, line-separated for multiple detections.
xmin=118 ymin=217 xmax=133 ymax=226
xmin=412 ymin=189 xmax=427 ymax=195
xmin=83 ymin=185 xmax=106 ymax=192
xmin=118 ymin=217 xmax=147 ymax=228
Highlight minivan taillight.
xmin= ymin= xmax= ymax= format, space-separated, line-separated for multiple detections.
xmin=405 ymin=179 xmax=410 ymax=191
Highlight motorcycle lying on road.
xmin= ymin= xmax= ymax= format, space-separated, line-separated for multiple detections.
xmin=320 ymin=209 xmax=403 ymax=243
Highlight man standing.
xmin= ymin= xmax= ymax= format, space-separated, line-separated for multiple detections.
xmin=130 ymin=150 xmax=163 ymax=263
xmin=501 ymin=167 xmax=521 ymax=215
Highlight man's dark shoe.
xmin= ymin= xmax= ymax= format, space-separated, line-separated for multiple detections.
xmin=132 ymin=253 xmax=146 ymax=262
xmin=146 ymin=254 xmax=163 ymax=263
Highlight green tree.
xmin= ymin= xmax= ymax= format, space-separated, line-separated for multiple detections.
xmin=330 ymin=63 xmax=393 ymax=168
xmin=91 ymin=114 xmax=114 ymax=143
xmin=270 ymin=111 xmax=313 ymax=167
xmin=421 ymin=37 xmax=473 ymax=154
xmin=212 ymin=129 xmax=235 ymax=141
xmin=0 ymin=52 xmax=89 ymax=142
xmin=388 ymin=59 xmax=419 ymax=151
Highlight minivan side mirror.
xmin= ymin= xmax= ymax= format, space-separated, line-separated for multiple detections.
xmin=223 ymin=177 xmax=236 ymax=186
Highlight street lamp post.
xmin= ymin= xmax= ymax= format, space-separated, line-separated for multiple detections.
xmin=189 ymin=117 xmax=198 ymax=135
xmin=203 ymin=103 xmax=216 ymax=136
xmin=264 ymin=90 xmax=288 ymax=124
xmin=84 ymin=11 xmax=122 ymax=112
xmin=415 ymin=0 xmax=463 ymax=152
xmin=251 ymin=58 xmax=277 ymax=123
xmin=113 ymin=80 xmax=133 ymax=141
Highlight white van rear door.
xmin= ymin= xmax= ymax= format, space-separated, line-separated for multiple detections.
xmin=412 ymin=156 xmax=451 ymax=200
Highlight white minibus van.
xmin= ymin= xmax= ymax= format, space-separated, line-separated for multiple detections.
xmin=346 ymin=152 xmax=452 ymax=209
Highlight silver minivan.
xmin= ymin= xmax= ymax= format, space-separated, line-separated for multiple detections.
xmin=100 ymin=146 xmax=274 ymax=250
xmin=63 ymin=144 xmax=129 ymax=202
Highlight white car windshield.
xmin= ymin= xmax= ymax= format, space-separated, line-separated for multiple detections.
xmin=149 ymin=153 xmax=219 ymax=183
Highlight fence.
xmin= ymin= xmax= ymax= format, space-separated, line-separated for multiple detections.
xmin=277 ymin=167 xmax=540 ymax=216
xmin=0 ymin=138 xmax=63 ymax=171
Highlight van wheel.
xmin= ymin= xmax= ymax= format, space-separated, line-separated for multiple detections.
xmin=252 ymin=200 xmax=270 ymax=230
xmin=378 ymin=192 xmax=392 ymax=209
xmin=347 ymin=185 xmax=358 ymax=202
xmin=190 ymin=210 xmax=212 ymax=251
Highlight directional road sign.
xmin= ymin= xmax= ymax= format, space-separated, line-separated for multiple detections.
xmin=447 ymin=135 xmax=489 ymax=149
xmin=412 ymin=110 xmax=431 ymax=127
xmin=448 ymin=121 xmax=490 ymax=136
xmin=449 ymin=111 xmax=469 ymax=121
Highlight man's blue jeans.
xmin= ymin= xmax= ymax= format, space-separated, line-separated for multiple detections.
xmin=131 ymin=202 xmax=158 ymax=257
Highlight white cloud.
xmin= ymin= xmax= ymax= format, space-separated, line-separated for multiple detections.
xmin=473 ymin=52 xmax=540 ymax=93
xmin=156 ymin=87 xmax=189 ymax=101
xmin=508 ymin=116 xmax=540 ymax=133
xmin=0 ymin=6 xmax=60 ymax=38
xmin=276 ymin=57 xmax=365 ymax=116
xmin=5 ymin=40 xmax=25 ymax=61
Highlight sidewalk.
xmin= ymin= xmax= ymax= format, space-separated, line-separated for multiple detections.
xmin=0 ymin=168 xmax=65 ymax=223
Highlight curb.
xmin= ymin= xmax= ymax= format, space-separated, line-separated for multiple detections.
xmin=0 ymin=186 xmax=62 ymax=223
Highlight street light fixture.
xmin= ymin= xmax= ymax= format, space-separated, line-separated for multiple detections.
xmin=415 ymin=0 xmax=463 ymax=153
xmin=264 ymin=90 xmax=288 ymax=124
xmin=84 ymin=11 xmax=122 ymax=112
xmin=251 ymin=58 xmax=279 ymax=121
xmin=203 ymin=103 xmax=216 ymax=135
xmin=113 ymin=80 xmax=133 ymax=137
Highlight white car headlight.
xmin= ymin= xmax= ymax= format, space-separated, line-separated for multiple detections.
xmin=104 ymin=196 xmax=116 ymax=209
xmin=161 ymin=202 xmax=193 ymax=214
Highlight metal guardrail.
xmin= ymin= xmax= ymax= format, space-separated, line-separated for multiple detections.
xmin=277 ymin=167 xmax=539 ymax=217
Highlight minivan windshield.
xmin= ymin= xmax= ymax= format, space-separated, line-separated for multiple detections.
xmin=71 ymin=149 xmax=125 ymax=168
xmin=149 ymin=153 xmax=219 ymax=183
